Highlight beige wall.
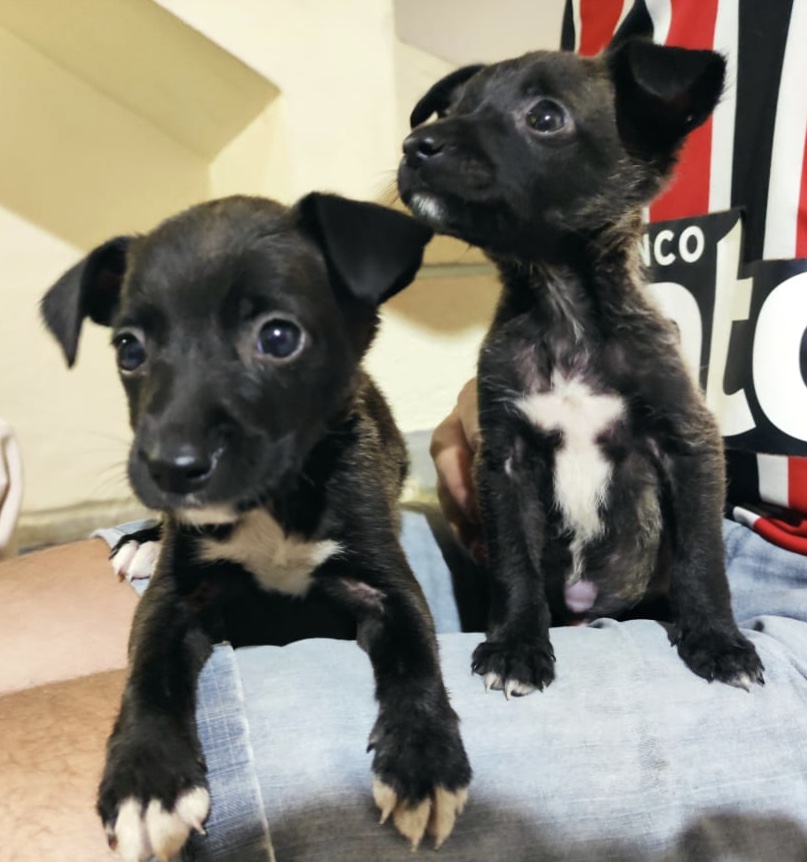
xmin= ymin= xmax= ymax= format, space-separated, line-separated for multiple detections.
xmin=0 ymin=0 xmax=561 ymax=538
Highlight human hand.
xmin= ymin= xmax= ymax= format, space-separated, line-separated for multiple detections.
xmin=430 ymin=378 xmax=484 ymax=559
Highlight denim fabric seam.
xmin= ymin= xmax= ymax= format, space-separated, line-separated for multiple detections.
xmin=229 ymin=645 xmax=276 ymax=862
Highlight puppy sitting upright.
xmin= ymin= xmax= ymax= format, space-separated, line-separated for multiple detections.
xmin=398 ymin=41 xmax=764 ymax=696
xmin=41 ymin=194 xmax=471 ymax=859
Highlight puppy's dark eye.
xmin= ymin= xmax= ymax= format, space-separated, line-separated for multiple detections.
xmin=257 ymin=318 xmax=303 ymax=360
xmin=526 ymin=100 xmax=568 ymax=134
xmin=114 ymin=333 xmax=146 ymax=372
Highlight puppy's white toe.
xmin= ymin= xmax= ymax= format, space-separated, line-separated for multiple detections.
xmin=372 ymin=778 xmax=468 ymax=849
xmin=428 ymin=785 xmax=469 ymax=849
xmin=483 ymin=672 xmax=503 ymax=693
xmin=174 ymin=785 xmax=210 ymax=834
xmin=128 ymin=541 xmax=160 ymax=580
xmin=504 ymin=678 xmax=536 ymax=699
xmin=111 ymin=542 xmax=139 ymax=578
xmin=372 ymin=776 xmax=398 ymax=825
xmin=113 ymin=798 xmax=151 ymax=862
xmin=393 ymin=796 xmax=431 ymax=850
xmin=726 ymin=671 xmax=755 ymax=692
xmin=111 ymin=788 xmax=209 ymax=862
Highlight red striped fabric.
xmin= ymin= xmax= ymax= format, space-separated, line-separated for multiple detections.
xmin=752 ymin=516 xmax=807 ymax=555
xmin=649 ymin=0 xmax=720 ymax=221
xmin=789 ymin=456 xmax=807 ymax=512
xmin=578 ymin=0 xmax=625 ymax=56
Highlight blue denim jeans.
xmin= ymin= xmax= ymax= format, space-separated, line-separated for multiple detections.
xmin=97 ymin=515 xmax=807 ymax=862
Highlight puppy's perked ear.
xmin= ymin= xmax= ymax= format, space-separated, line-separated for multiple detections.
xmin=40 ymin=236 xmax=131 ymax=367
xmin=297 ymin=194 xmax=432 ymax=305
xmin=607 ymin=39 xmax=726 ymax=165
xmin=409 ymin=64 xmax=485 ymax=128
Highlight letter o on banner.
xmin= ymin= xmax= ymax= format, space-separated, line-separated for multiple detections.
xmin=679 ymin=226 xmax=705 ymax=263
xmin=753 ymin=272 xmax=807 ymax=443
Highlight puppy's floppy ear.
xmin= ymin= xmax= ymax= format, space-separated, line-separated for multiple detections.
xmin=410 ymin=64 xmax=485 ymax=128
xmin=607 ymin=39 xmax=725 ymax=165
xmin=40 ymin=236 xmax=131 ymax=367
xmin=297 ymin=194 xmax=432 ymax=305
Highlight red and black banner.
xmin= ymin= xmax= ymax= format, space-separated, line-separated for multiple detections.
xmin=562 ymin=0 xmax=807 ymax=262
xmin=648 ymin=210 xmax=807 ymax=550
xmin=563 ymin=0 xmax=807 ymax=550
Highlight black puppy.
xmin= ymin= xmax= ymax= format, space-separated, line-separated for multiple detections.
xmin=41 ymin=194 xmax=471 ymax=858
xmin=398 ymin=41 xmax=764 ymax=697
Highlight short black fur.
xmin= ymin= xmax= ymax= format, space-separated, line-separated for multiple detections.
xmin=398 ymin=40 xmax=763 ymax=696
xmin=41 ymin=193 xmax=470 ymax=856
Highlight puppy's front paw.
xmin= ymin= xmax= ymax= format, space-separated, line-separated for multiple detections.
xmin=676 ymin=627 xmax=765 ymax=690
xmin=472 ymin=637 xmax=556 ymax=697
xmin=369 ymin=712 xmax=471 ymax=849
xmin=110 ymin=526 xmax=162 ymax=582
xmin=103 ymin=787 xmax=209 ymax=862
xmin=98 ymin=730 xmax=208 ymax=862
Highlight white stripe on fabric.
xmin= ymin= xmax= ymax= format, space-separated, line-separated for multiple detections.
xmin=732 ymin=505 xmax=760 ymax=529
xmin=646 ymin=0 xmax=672 ymax=45
xmin=615 ymin=0 xmax=633 ymax=34
xmin=571 ymin=0 xmax=583 ymax=52
xmin=763 ymin=1 xmax=807 ymax=259
xmin=757 ymin=453 xmax=790 ymax=508
xmin=709 ymin=0 xmax=738 ymax=212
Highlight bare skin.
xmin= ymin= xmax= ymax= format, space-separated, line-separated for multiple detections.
xmin=0 ymin=669 xmax=126 ymax=862
xmin=0 ymin=539 xmax=136 ymax=695
xmin=0 ymin=539 xmax=136 ymax=861
xmin=430 ymin=378 xmax=482 ymax=556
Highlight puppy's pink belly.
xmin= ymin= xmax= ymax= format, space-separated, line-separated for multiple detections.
xmin=564 ymin=579 xmax=597 ymax=614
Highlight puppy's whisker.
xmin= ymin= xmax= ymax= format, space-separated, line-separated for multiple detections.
xmin=377 ymin=176 xmax=403 ymax=209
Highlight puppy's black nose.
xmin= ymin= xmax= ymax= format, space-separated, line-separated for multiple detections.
xmin=143 ymin=445 xmax=216 ymax=495
xmin=403 ymin=132 xmax=445 ymax=167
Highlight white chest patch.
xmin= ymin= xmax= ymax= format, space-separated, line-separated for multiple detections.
xmin=197 ymin=509 xmax=342 ymax=597
xmin=515 ymin=374 xmax=624 ymax=583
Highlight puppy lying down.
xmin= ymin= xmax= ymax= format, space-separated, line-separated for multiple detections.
xmin=41 ymin=194 xmax=471 ymax=860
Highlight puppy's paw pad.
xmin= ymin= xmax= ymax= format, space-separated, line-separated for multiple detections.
xmin=472 ymin=639 xmax=555 ymax=697
xmin=677 ymin=629 xmax=765 ymax=689
xmin=373 ymin=778 xmax=468 ymax=850
xmin=111 ymin=540 xmax=160 ymax=581
xmin=108 ymin=787 xmax=209 ymax=862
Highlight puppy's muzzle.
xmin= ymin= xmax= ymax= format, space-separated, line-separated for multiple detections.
xmin=402 ymin=131 xmax=446 ymax=168
xmin=401 ymin=123 xmax=493 ymax=199
xmin=139 ymin=442 xmax=220 ymax=496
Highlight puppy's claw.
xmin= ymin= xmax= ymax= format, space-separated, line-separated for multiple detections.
xmin=373 ymin=777 xmax=397 ymax=825
xmin=393 ymin=798 xmax=430 ymax=851
xmin=428 ymin=786 xmax=469 ymax=850
xmin=504 ymin=678 xmax=535 ymax=699
xmin=174 ymin=787 xmax=210 ymax=837
xmin=727 ymin=669 xmax=765 ymax=692
xmin=483 ymin=672 xmax=501 ymax=693
xmin=373 ymin=778 xmax=468 ymax=849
